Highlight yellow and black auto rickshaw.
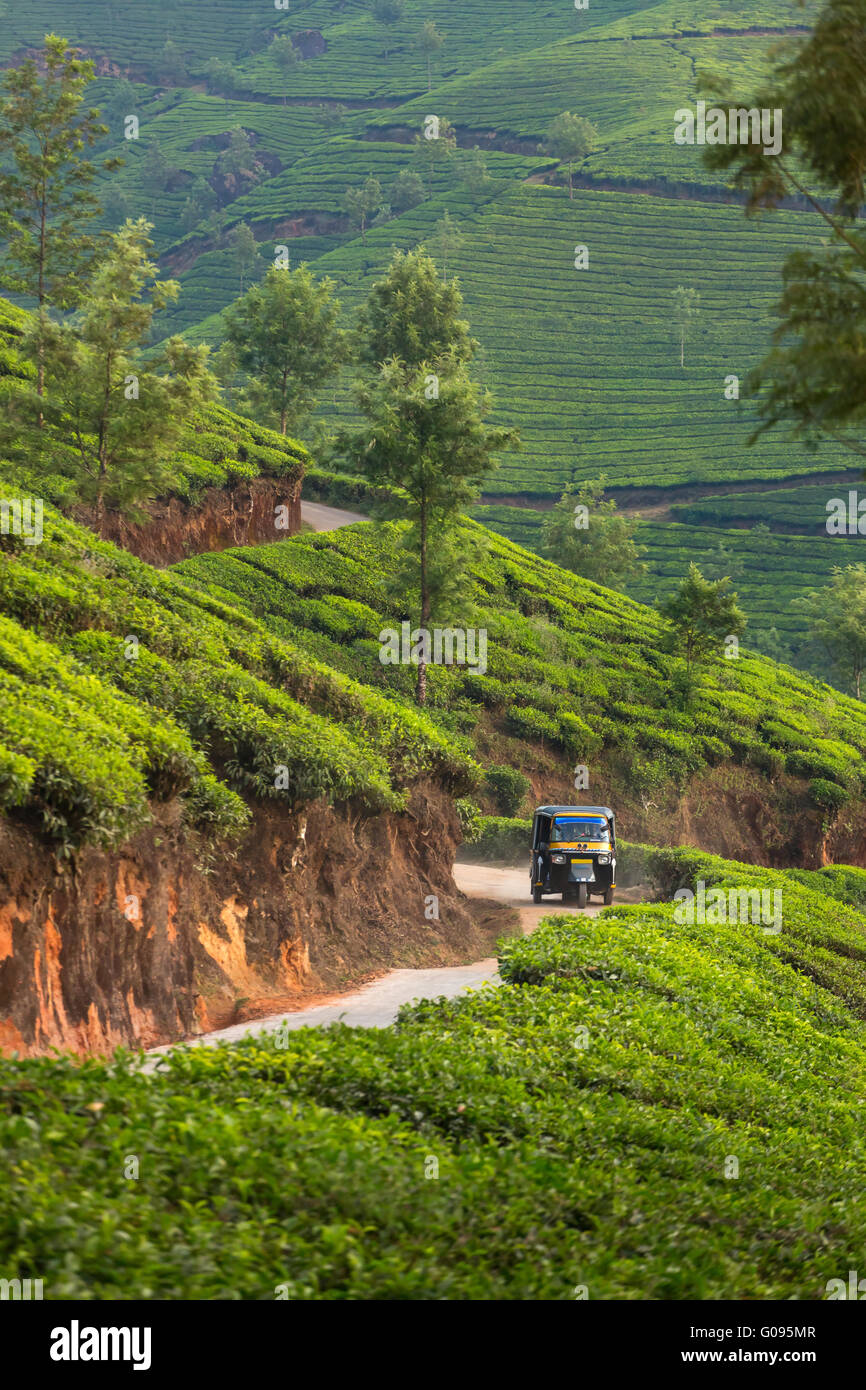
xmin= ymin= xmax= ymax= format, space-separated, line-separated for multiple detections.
xmin=530 ymin=805 xmax=616 ymax=909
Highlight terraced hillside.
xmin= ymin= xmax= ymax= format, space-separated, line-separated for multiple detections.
xmin=3 ymin=479 xmax=863 ymax=860
xmin=472 ymin=482 xmax=866 ymax=670
xmin=1 ymin=6 xmax=859 ymax=670
xmin=0 ymin=0 xmax=829 ymax=497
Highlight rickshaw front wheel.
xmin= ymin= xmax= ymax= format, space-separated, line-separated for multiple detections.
xmin=532 ymin=884 xmax=542 ymax=903
xmin=604 ymin=886 xmax=614 ymax=905
xmin=577 ymin=882 xmax=588 ymax=909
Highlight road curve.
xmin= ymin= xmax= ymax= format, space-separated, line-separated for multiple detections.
xmin=300 ymin=500 xmax=368 ymax=532
xmin=145 ymin=865 xmax=643 ymax=1062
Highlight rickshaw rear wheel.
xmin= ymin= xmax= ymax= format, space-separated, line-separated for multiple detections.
xmin=603 ymin=886 xmax=614 ymax=905
xmin=532 ymin=885 xmax=542 ymax=903
xmin=577 ymin=882 xmax=588 ymax=909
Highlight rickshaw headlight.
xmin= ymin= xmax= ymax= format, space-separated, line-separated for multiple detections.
xmin=597 ymin=854 xmax=611 ymax=865
xmin=551 ymin=853 xmax=566 ymax=865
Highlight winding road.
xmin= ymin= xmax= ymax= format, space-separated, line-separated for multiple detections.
xmin=146 ymin=503 xmax=648 ymax=1059
xmin=146 ymin=865 xmax=646 ymax=1062
xmin=300 ymin=500 xmax=368 ymax=531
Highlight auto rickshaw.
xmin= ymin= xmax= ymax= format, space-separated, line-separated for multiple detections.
xmin=530 ymin=805 xmax=616 ymax=908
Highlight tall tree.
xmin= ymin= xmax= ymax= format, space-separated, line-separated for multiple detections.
xmin=701 ymin=1 xmax=866 ymax=454
xmin=140 ymin=138 xmax=176 ymax=218
xmin=224 ymin=263 xmax=347 ymax=435
xmin=203 ymin=57 xmax=236 ymax=104
xmin=0 ymin=35 xmax=122 ymax=407
xmin=342 ymin=174 xmax=383 ymax=243
xmin=671 ymin=285 xmax=700 ymax=369
xmin=270 ymin=35 xmax=298 ymax=105
xmin=353 ymin=355 xmax=516 ymax=704
xmin=542 ymin=111 xmax=597 ymax=200
xmin=180 ymin=174 xmax=217 ymax=233
xmin=158 ymin=39 xmax=187 ymax=86
xmin=373 ymin=0 xmax=405 ymax=58
xmin=659 ymin=564 xmax=746 ymax=677
xmin=355 ymin=245 xmax=477 ymax=369
xmin=412 ymin=115 xmax=456 ymax=194
xmin=793 ymin=565 xmax=866 ymax=699
xmin=215 ymin=127 xmax=266 ymax=197
xmin=416 ymin=20 xmax=444 ymax=92
xmin=351 ymin=247 xmax=517 ymax=704
xmin=542 ymin=476 xmax=646 ymax=591
xmin=27 ymin=218 xmax=215 ymax=523
xmin=316 ymin=102 xmax=348 ymax=134
xmin=229 ymin=221 xmax=259 ymax=292
xmin=429 ymin=210 xmax=463 ymax=284
xmin=458 ymin=145 xmax=492 ymax=195
xmin=389 ymin=168 xmax=425 ymax=213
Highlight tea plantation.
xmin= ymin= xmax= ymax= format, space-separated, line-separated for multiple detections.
xmin=2 ymin=844 xmax=864 ymax=1298
xmin=174 ymin=519 xmax=866 ymax=805
xmin=0 ymin=295 xmax=309 ymax=509
xmin=0 ymin=504 xmax=476 ymax=851
xmin=13 ymin=0 xmax=833 ymax=510
xmin=471 ymin=501 xmax=866 ymax=666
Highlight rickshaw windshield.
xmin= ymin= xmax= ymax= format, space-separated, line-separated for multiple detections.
xmin=550 ymin=818 xmax=609 ymax=843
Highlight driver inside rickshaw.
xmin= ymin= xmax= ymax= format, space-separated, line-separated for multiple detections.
xmin=550 ymin=817 xmax=610 ymax=843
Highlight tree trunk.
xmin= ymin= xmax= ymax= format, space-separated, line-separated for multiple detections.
xmin=569 ymin=165 xmax=574 ymax=200
xmin=680 ymin=332 xmax=684 ymax=369
xmin=416 ymin=501 xmax=430 ymax=706
xmin=427 ymin=54 xmax=432 ymax=92
xmin=37 ymin=200 xmax=47 ymax=425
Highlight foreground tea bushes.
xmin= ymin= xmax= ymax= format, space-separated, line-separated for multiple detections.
xmin=2 ymin=849 xmax=865 ymax=1298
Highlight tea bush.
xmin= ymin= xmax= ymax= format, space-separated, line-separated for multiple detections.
xmin=3 ymin=846 xmax=864 ymax=1299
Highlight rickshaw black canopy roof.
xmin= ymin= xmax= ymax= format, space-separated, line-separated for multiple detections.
xmin=534 ymin=805 xmax=614 ymax=819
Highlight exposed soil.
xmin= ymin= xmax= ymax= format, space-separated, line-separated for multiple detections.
xmin=0 ymin=781 xmax=501 ymax=1058
xmin=74 ymin=474 xmax=303 ymax=566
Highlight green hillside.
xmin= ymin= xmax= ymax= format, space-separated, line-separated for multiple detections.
xmin=3 ymin=843 xmax=866 ymax=1298
xmin=671 ymin=483 xmax=861 ymax=532
xmin=0 ymin=294 xmax=308 ymax=510
xmin=174 ymin=519 xmax=866 ymax=810
xmin=471 ymin=495 xmax=864 ymax=665
xmin=2 ymin=0 xmax=826 ymax=502
xmin=2 ymin=494 xmax=865 ymax=854
xmin=0 ymin=506 xmax=473 ymax=852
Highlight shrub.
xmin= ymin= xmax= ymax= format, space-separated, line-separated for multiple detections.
xmin=466 ymin=814 xmax=531 ymax=861
xmin=485 ymin=764 xmax=530 ymax=815
xmin=809 ymin=778 xmax=849 ymax=814
xmin=455 ymin=797 xmax=483 ymax=843
xmin=505 ymin=704 xmax=558 ymax=744
xmin=556 ymin=710 xmax=602 ymax=759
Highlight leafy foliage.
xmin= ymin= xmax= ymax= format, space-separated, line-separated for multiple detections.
xmin=3 ymin=845 xmax=866 ymax=1298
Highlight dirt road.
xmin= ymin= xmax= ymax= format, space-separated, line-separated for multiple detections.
xmin=454 ymin=862 xmax=646 ymax=932
xmin=300 ymin=501 xmax=368 ymax=532
xmin=145 ymin=865 xmax=645 ymax=1062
